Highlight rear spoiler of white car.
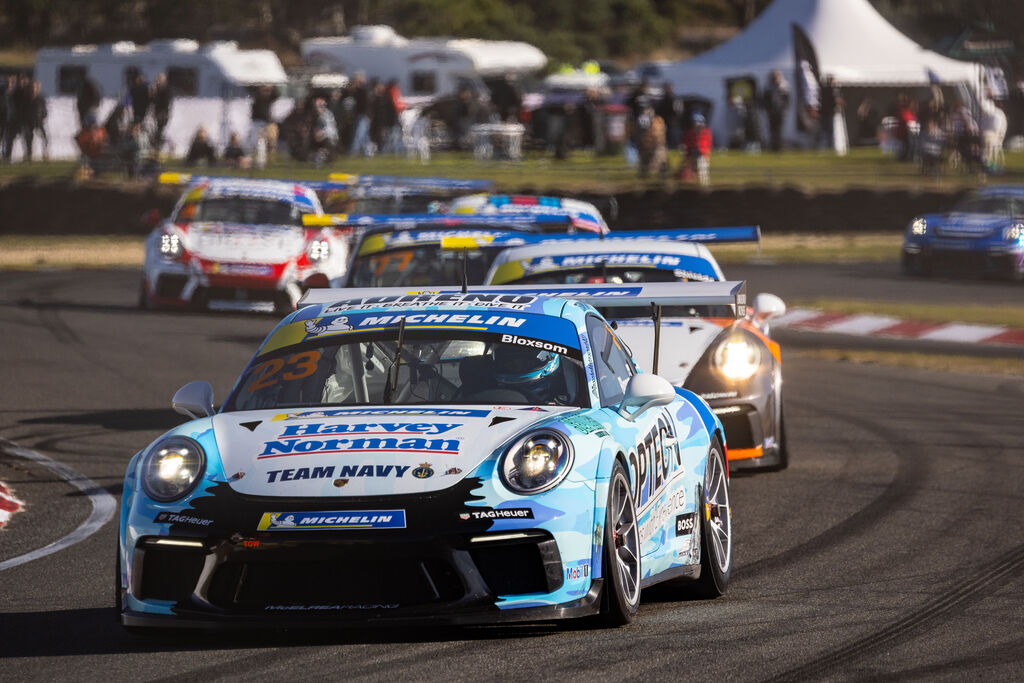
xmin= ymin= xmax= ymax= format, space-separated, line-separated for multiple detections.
xmin=299 ymin=281 xmax=746 ymax=313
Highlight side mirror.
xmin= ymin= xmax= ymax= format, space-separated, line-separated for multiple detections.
xmin=142 ymin=208 xmax=162 ymax=230
xmin=617 ymin=374 xmax=676 ymax=422
xmin=752 ymin=293 xmax=786 ymax=321
xmin=172 ymin=381 xmax=215 ymax=419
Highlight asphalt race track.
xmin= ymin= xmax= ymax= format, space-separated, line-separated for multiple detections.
xmin=2 ymin=267 xmax=1023 ymax=681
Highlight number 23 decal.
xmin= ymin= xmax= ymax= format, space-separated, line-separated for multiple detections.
xmin=247 ymin=351 xmax=322 ymax=392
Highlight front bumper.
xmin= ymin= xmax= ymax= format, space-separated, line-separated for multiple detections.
xmin=902 ymin=239 xmax=1024 ymax=278
xmin=121 ymin=481 xmax=601 ymax=627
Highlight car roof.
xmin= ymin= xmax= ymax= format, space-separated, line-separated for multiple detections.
xmin=182 ymin=178 xmax=322 ymax=209
xmin=974 ymin=185 xmax=1024 ymax=197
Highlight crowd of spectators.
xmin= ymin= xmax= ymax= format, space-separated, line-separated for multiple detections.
xmin=888 ymin=86 xmax=1007 ymax=176
xmin=72 ymin=72 xmax=171 ymax=178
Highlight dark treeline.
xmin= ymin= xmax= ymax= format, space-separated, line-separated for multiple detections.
xmin=0 ymin=0 xmax=1019 ymax=67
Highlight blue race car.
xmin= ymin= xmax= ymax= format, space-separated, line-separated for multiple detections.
xmin=902 ymin=185 xmax=1024 ymax=280
xmin=117 ymin=282 xmax=740 ymax=629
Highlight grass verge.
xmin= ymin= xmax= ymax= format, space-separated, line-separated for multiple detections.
xmin=795 ymin=348 xmax=1024 ymax=376
xmin=0 ymin=232 xmax=904 ymax=269
xmin=793 ymin=298 xmax=1024 ymax=328
xmin=1 ymin=148 xmax=1023 ymax=192
xmin=0 ymin=235 xmax=144 ymax=269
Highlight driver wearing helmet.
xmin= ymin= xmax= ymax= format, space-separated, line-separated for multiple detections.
xmin=493 ymin=344 xmax=564 ymax=403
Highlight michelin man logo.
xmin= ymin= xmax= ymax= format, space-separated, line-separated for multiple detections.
xmin=269 ymin=513 xmax=297 ymax=528
xmin=305 ymin=316 xmax=351 ymax=335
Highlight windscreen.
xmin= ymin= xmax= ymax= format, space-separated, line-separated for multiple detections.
xmin=955 ymin=194 xmax=1024 ymax=216
xmin=177 ymin=197 xmax=311 ymax=226
xmin=348 ymin=247 xmax=499 ymax=287
xmin=225 ymin=327 xmax=588 ymax=411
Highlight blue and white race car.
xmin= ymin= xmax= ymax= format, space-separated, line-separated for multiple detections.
xmin=902 ymin=185 xmax=1024 ymax=280
xmin=117 ymin=282 xmax=739 ymax=629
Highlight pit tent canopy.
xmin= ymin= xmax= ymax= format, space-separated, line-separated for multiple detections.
xmin=659 ymin=0 xmax=984 ymax=144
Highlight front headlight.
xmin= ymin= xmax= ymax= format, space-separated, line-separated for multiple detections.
xmin=712 ymin=334 xmax=762 ymax=381
xmin=307 ymin=238 xmax=331 ymax=262
xmin=159 ymin=231 xmax=183 ymax=259
xmin=1003 ymin=223 xmax=1024 ymax=243
xmin=910 ymin=217 xmax=927 ymax=236
xmin=141 ymin=436 xmax=206 ymax=502
xmin=500 ymin=430 xmax=573 ymax=494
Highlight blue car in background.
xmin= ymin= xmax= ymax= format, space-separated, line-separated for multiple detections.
xmin=902 ymin=185 xmax=1024 ymax=280
xmin=117 ymin=282 xmax=741 ymax=630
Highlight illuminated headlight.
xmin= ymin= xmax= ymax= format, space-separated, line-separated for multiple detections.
xmin=141 ymin=436 xmax=206 ymax=502
xmin=712 ymin=334 xmax=762 ymax=381
xmin=500 ymin=431 xmax=573 ymax=494
xmin=159 ymin=232 xmax=183 ymax=258
xmin=910 ymin=217 xmax=927 ymax=236
xmin=307 ymin=238 xmax=331 ymax=262
xmin=1003 ymin=223 xmax=1024 ymax=243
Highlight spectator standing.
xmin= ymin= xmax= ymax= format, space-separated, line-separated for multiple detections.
xmin=920 ymin=118 xmax=945 ymax=177
xmin=762 ymin=70 xmax=789 ymax=152
xmin=129 ymin=73 xmax=150 ymax=125
xmin=185 ymin=126 xmax=217 ymax=166
xmin=948 ymin=98 xmax=979 ymax=172
xmin=76 ymin=76 xmax=101 ymax=130
xmin=682 ymin=113 xmax=713 ymax=185
xmin=312 ymin=98 xmax=339 ymax=164
xmin=383 ymin=79 xmax=406 ymax=154
xmin=979 ymin=95 xmax=1007 ymax=173
xmin=657 ymin=82 xmax=680 ymax=149
xmin=370 ymin=79 xmax=388 ymax=153
xmin=29 ymin=81 xmax=47 ymax=160
xmin=895 ymin=93 xmax=918 ymax=162
xmin=348 ymin=72 xmax=372 ymax=156
xmin=626 ymin=78 xmax=651 ymax=164
xmin=8 ymin=75 xmax=33 ymax=161
xmin=250 ymin=84 xmax=276 ymax=151
xmin=151 ymin=73 xmax=172 ymax=147
xmin=636 ymin=106 xmax=666 ymax=178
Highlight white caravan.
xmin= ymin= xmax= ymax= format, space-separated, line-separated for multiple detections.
xmin=35 ymin=39 xmax=287 ymax=99
xmin=301 ymin=25 xmax=546 ymax=100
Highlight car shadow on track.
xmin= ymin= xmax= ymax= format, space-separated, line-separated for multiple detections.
xmin=20 ymin=409 xmax=184 ymax=432
xmin=0 ymin=607 xmax=600 ymax=658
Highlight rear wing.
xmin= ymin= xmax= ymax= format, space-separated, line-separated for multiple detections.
xmin=521 ymin=226 xmax=761 ymax=244
xmin=303 ymin=213 xmax=577 ymax=229
xmin=158 ymin=172 xmax=492 ymax=195
xmin=298 ymin=281 xmax=747 ymax=315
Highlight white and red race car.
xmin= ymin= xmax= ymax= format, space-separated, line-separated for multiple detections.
xmin=140 ymin=176 xmax=350 ymax=313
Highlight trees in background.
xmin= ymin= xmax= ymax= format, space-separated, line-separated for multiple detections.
xmin=0 ymin=0 xmax=1016 ymax=68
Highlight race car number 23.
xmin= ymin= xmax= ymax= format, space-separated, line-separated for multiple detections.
xmin=247 ymin=351 xmax=322 ymax=393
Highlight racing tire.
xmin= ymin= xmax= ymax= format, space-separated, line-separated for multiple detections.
xmin=901 ymin=252 xmax=931 ymax=277
xmin=598 ymin=460 xmax=641 ymax=626
xmin=685 ymin=437 xmax=732 ymax=599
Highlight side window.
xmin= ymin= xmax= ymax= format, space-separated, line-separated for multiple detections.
xmin=58 ymin=66 xmax=87 ymax=95
xmin=586 ymin=316 xmax=635 ymax=406
xmin=167 ymin=67 xmax=198 ymax=96
xmin=410 ymin=71 xmax=437 ymax=95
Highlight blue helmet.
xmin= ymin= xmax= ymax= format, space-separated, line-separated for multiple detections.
xmin=493 ymin=345 xmax=561 ymax=398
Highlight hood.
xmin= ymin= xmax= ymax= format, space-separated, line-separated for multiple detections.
xmin=932 ymin=212 xmax=1009 ymax=238
xmin=211 ymin=405 xmax=574 ymax=497
xmin=613 ymin=318 xmax=728 ymax=385
xmin=188 ymin=222 xmax=305 ymax=263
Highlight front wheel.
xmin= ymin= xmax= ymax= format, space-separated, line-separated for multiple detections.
xmin=687 ymin=437 xmax=732 ymax=598
xmin=599 ymin=460 xmax=641 ymax=626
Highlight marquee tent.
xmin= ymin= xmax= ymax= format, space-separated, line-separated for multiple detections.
xmin=659 ymin=0 xmax=983 ymax=144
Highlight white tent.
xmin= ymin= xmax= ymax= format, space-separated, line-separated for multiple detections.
xmin=660 ymin=0 xmax=983 ymax=145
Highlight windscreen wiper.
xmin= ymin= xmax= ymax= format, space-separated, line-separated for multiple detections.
xmin=382 ymin=317 xmax=407 ymax=403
